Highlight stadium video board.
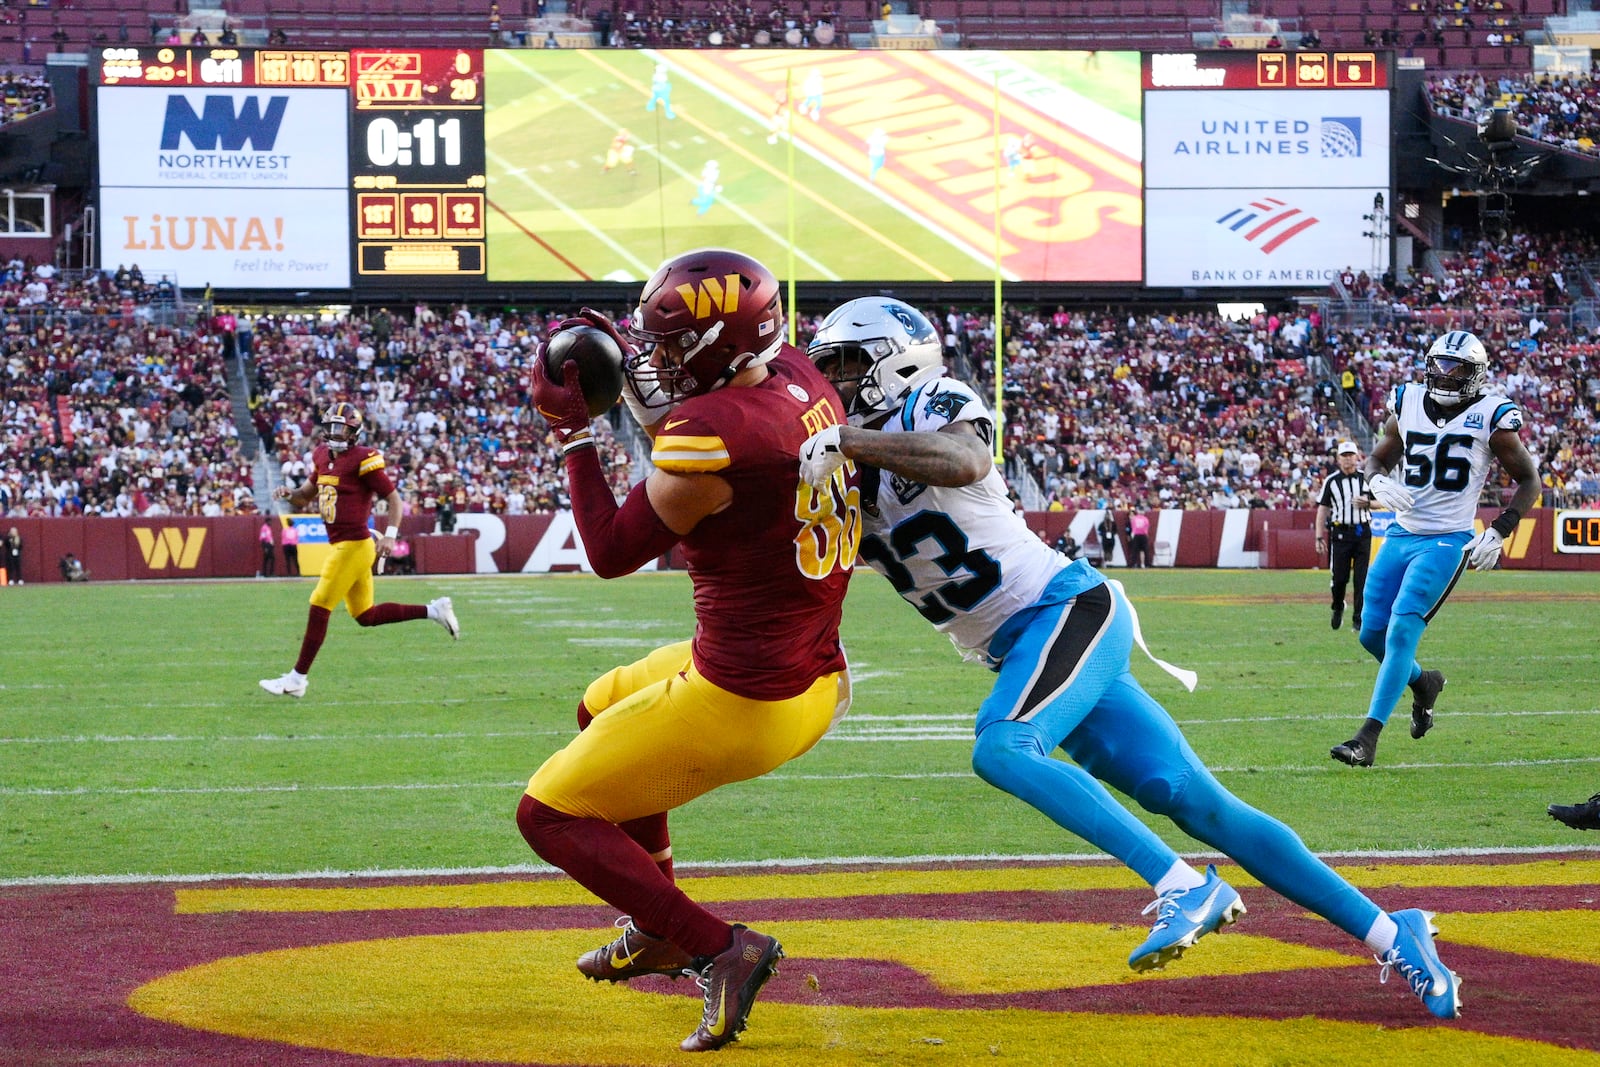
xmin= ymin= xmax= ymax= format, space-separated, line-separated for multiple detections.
xmin=1142 ymin=50 xmax=1391 ymax=288
xmin=92 ymin=46 xmax=1391 ymax=291
xmin=96 ymin=49 xmax=354 ymax=289
xmin=482 ymin=48 xmax=1142 ymax=283
xmin=93 ymin=45 xmax=1142 ymax=288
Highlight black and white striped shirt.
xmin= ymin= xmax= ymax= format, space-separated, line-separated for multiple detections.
xmin=1317 ymin=471 xmax=1371 ymax=534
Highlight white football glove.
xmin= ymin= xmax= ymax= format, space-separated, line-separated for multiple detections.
xmin=621 ymin=375 xmax=675 ymax=434
xmin=1367 ymin=473 xmax=1414 ymax=512
xmin=798 ymin=425 xmax=846 ymax=488
xmin=1464 ymin=528 xmax=1504 ymax=572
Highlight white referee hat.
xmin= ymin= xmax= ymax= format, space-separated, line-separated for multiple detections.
xmin=1336 ymin=441 xmax=1360 ymax=455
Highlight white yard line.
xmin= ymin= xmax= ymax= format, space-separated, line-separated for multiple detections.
xmin=7 ymin=753 xmax=1600 ymax=798
xmin=4 ymin=708 xmax=1594 ymax=745
xmin=5 ymin=842 xmax=1597 ymax=888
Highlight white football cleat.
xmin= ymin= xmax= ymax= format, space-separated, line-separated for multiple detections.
xmin=430 ymin=596 xmax=460 ymax=640
xmin=259 ymin=673 xmax=308 ymax=698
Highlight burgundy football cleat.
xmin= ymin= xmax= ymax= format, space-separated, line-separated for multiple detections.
xmin=680 ymin=925 xmax=784 ymax=1052
xmin=576 ymin=916 xmax=696 ymax=982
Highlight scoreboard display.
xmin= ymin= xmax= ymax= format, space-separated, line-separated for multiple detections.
xmin=351 ymin=49 xmax=486 ymax=280
xmin=1142 ymin=50 xmax=1391 ymax=288
xmin=1143 ymin=50 xmax=1385 ymax=90
xmin=97 ymin=46 xmax=353 ymax=87
xmin=96 ymin=45 xmax=486 ymax=291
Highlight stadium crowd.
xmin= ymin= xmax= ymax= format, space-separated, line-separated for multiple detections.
xmin=246 ymin=304 xmax=635 ymax=518
xmin=3 ymin=231 xmax=1599 ymax=519
xmin=595 ymin=1 xmax=844 ymax=48
xmin=0 ymin=70 xmax=49 ymax=125
xmin=1427 ymin=70 xmax=1600 ymax=156
xmin=0 ymin=268 xmax=252 ymax=518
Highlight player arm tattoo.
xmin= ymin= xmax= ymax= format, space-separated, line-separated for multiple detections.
xmin=838 ymin=420 xmax=992 ymax=488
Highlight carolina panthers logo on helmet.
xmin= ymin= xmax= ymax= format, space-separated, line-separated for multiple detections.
xmin=888 ymin=304 xmax=918 ymax=334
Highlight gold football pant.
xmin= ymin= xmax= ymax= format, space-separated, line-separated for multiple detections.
xmin=527 ymin=640 xmax=851 ymax=823
xmin=308 ymin=537 xmax=377 ymax=618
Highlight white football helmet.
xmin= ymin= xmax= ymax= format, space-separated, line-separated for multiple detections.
xmin=1423 ymin=330 xmax=1489 ymax=405
xmin=807 ymin=298 xmax=945 ymax=420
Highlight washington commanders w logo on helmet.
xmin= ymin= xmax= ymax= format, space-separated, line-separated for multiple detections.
xmin=624 ymin=248 xmax=785 ymax=409
xmin=322 ymin=402 xmax=366 ymax=453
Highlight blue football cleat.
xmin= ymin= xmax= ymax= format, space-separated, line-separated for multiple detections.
xmin=1128 ymin=864 xmax=1246 ymax=972
xmin=1377 ymin=909 xmax=1462 ymax=1019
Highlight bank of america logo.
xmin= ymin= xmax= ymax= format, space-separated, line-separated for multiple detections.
xmin=1215 ymin=198 xmax=1320 ymax=253
xmin=1321 ymin=117 xmax=1361 ymax=157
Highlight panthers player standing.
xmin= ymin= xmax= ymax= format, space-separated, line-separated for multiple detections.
xmin=797 ymin=298 xmax=1462 ymax=1020
xmin=1330 ymin=330 xmax=1539 ymax=767
xmin=516 ymin=249 xmax=858 ymax=1053
xmin=259 ymin=402 xmax=459 ymax=698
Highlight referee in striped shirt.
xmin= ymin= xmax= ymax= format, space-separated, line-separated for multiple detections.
xmin=1315 ymin=441 xmax=1374 ymax=631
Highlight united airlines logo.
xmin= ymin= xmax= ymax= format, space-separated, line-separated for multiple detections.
xmin=1321 ymin=117 xmax=1362 ymax=157
xmin=160 ymin=95 xmax=288 ymax=151
xmin=1214 ymin=197 xmax=1320 ymax=254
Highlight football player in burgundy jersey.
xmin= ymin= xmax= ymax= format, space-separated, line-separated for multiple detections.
xmin=259 ymin=402 xmax=459 ymax=698
xmin=516 ymin=249 xmax=860 ymax=1053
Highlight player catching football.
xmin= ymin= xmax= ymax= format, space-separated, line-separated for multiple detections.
xmin=795 ymin=298 xmax=1462 ymax=1020
xmin=1329 ymin=330 xmax=1540 ymax=767
xmin=259 ymin=402 xmax=459 ymax=699
xmin=517 ymin=249 xmax=860 ymax=1053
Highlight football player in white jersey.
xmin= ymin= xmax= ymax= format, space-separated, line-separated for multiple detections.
xmin=798 ymin=298 xmax=1462 ymax=1020
xmin=1330 ymin=330 xmax=1539 ymax=768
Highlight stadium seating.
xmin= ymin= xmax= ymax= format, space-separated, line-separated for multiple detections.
xmin=4 ymin=264 xmax=1598 ymax=518
xmin=0 ymin=0 xmax=1559 ymax=70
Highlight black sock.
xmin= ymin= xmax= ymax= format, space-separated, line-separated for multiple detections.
xmin=1357 ymin=717 xmax=1384 ymax=744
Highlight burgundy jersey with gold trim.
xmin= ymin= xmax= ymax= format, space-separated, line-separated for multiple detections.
xmin=311 ymin=443 xmax=396 ymax=543
xmin=649 ymin=346 xmax=860 ymax=700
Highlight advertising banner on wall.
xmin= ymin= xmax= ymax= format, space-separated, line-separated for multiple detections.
xmin=1144 ymin=186 xmax=1386 ymax=287
xmin=1142 ymin=56 xmax=1390 ymax=289
xmin=99 ymin=186 xmax=350 ymax=288
xmin=1143 ymin=88 xmax=1389 ymax=188
xmin=96 ymin=85 xmax=351 ymax=287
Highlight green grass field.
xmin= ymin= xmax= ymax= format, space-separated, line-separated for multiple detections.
xmin=482 ymin=48 xmax=1143 ymax=283
xmin=3 ymin=568 xmax=1597 ymax=883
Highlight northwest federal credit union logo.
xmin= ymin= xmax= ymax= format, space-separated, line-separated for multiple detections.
xmin=134 ymin=527 xmax=207 ymax=569
xmin=160 ymin=94 xmax=288 ymax=151
xmin=1215 ymin=197 xmax=1320 ymax=254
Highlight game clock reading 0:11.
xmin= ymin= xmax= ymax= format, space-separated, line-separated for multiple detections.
xmin=351 ymin=48 xmax=486 ymax=282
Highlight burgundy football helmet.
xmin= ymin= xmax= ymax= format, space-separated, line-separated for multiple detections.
xmin=322 ymin=401 xmax=365 ymax=453
xmin=624 ymin=248 xmax=784 ymax=408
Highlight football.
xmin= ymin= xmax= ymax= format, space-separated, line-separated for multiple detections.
xmin=542 ymin=325 xmax=626 ymax=418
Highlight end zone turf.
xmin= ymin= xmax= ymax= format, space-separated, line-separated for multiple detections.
xmin=7 ymin=856 xmax=1599 ymax=1065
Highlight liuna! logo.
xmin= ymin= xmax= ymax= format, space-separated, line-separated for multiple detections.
xmin=1214 ymin=198 xmax=1319 ymax=254
xmin=160 ymin=95 xmax=288 ymax=152
xmin=134 ymin=527 xmax=207 ymax=569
